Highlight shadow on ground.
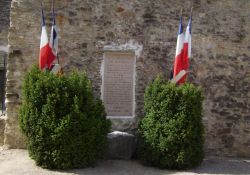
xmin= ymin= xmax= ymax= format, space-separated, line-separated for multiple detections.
xmin=65 ymin=157 xmax=250 ymax=175
xmin=0 ymin=149 xmax=250 ymax=175
xmin=191 ymin=157 xmax=250 ymax=175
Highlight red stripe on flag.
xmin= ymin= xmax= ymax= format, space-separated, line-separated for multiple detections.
xmin=47 ymin=47 xmax=56 ymax=69
xmin=173 ymin=51 xmax=183 ymax=78
xmin=39 ymin=44 xmax=49 ymax=69
xmin=182 ymin=43 xmax=189 ymax=71
xmin=39 ymin=43 xmax=56 ymax=69
xmin=173 ymin=43 xmax=189 ymax=84
xmin=177 ymin=43 xmax=189 ymax=84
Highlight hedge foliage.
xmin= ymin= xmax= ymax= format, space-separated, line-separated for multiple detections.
xmin=19 ymin=66 xmax=111 ymax=169
xmin=137 ymin=76 xmax=204 ymax=169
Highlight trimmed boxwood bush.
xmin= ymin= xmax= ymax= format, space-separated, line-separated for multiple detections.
xmin=137 ymin=76 xmax=204 ymax=169
xmin=19 ymin=66 xmax=111 ymax=169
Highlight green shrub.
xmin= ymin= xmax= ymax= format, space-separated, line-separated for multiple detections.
xmin=137 ymin=76 xmax=204 ymax=169
xmin=19 ymin=66 xmax=111 ymax=169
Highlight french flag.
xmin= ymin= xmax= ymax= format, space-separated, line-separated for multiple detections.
xmin=173 ymin=14 xmax=192 ymax=84
xmin=182 ymin=15 xmax=192 ymax=82
xmin=173 ymin=15 xmax=185 ymax=83
xmin=49 ymin=1 xmax=58 ymax=63
xmin=39 ymin=5 xmax=55 ymax=70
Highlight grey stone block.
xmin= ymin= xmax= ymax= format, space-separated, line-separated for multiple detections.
xmin=105 ymin=131 xmax=137 ymax=160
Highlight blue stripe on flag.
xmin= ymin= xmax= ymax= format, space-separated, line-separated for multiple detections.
xmin=52 ymin=28 xmax=57 ymax=47
xmin=188 ymin=17 xmax=192 ymax=34
xmin=178 ymin=16 xmax=183 ymax=34
xmin=52 ymin=5 xmax=56 ymax=25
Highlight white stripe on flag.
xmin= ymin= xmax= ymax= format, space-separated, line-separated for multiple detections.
xmin=171 ymin=70 xmax=187 ymax=84
xmin=175 ymin=33 xmax=184 ymax=56
xmin=184 ymin=25 xmax=192 ymax=58
xmin=40 ymin=26 xmax=48 ymax=49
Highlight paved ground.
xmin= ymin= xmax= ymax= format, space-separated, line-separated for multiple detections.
xmin=0 ymin=148 xmax=250 ymax=175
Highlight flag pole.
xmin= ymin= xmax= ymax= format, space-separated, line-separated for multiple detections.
xmin=40 ymin=1 xmax=49 ymax=70
xmin=170 ymin=8 xmax=183 ymax=80
xmin=41 ymin=1 xmax=45 ymax=28
xmin=190 ymin=7 xmax=193 ymax=18
xmin=51 ymin=0 xmax=59 ymax=65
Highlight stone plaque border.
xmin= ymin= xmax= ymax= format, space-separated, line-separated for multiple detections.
xmin=101 ymin=50 xmax=136 ymax=120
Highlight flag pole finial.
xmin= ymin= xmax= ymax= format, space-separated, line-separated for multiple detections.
xmin=52 ymin=0 xmax=56 ymax=25
xmin=51 ymin=0 xmax=55 ymax=11
xmin=41 ymin=1 xmax=46 ymax=26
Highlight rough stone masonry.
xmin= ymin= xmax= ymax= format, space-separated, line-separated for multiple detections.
xmin=0 ymin=0 xmax=11 ymax=146
xmin=1 ymin=0 xmax=250 ymax=157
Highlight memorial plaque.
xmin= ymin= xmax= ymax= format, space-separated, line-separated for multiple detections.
xmin=103 ymin=52 xmax=135 ymax=117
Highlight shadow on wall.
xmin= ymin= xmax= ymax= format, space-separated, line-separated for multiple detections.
xmin=0 ymin=53 xmax=6 ymax=114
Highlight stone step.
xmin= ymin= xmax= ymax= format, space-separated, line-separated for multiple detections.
xmin=105 ymin=131 xmax=137 ymax=160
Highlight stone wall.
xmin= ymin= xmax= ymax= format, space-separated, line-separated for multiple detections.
xmin=4 ymin=0 xmax=250 ymax=157
xmin=0 ymin=0 xmax=11 ymax=47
